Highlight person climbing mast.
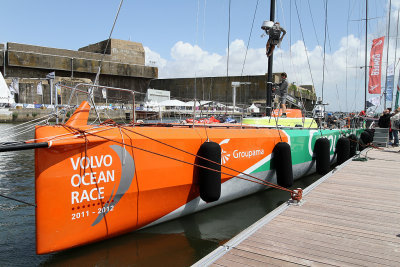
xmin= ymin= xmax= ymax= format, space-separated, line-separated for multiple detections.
xmin=261 ymin=21 xmax=286 ymax=57
xmin=276 ymin=72 xmax=288 ymax=117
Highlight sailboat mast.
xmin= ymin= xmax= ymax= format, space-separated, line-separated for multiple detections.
xmin=393 ymin=9 xmax=400 ymax=110
xmin=364 ymin=0 xmax=368 ymax=112
xmin=266 ymin=0 xmax=275 ymax=116
xmin=384 ymin=0 xmax=392 ymax=110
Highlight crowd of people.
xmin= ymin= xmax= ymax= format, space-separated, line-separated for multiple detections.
xmin=378 ymin=107 xmax=400 ymax=146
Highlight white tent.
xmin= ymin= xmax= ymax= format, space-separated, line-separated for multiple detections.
xmin=159 ymin=99 xmax=189 ymax=107
xmin=248 ymin=103 xmax=260 ymax=113
xmin=185 ymin=100 xmax=214 ymax=107
xmin=0 ymin=72 xmax=15 ymax=104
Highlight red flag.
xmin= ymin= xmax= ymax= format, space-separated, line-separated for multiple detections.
xmin=368 ymin=37 xmax=385 ymax=94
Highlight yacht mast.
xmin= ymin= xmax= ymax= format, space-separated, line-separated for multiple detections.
xmin=394 ymin=9 xmax=400 ymax=110
xmin=384 ymin=0 xmax=392 ymax=109
xmin=364 ymin=0 xmax=368 ymax=112
xmin=266 ymin=0 xmax=275 ymax=116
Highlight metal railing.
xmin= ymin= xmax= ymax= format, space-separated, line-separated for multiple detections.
xmin=57 ymin=83 xmax=136 ymax=124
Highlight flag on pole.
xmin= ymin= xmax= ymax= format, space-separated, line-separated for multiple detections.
xmin=365 ymin=100 xmax=374 ymax=108
xmin=368 ymin=95 xmax=381 ymax=107
xmin=46 ymin=71 xmax=55 ymax=79
xmin=9 ymin=78 xmax=19 ymax=94
xmin=37 ymin=81 xmax=43 ymax=95
xmin=368 ymin=37 xmax=385 ymax=94
xmin=396 ymin=69 xmax=400 ymax=109
xmin=386 ymin=64 xmax=394 ymax=101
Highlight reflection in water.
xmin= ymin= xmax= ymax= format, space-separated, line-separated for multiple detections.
xmin=0 ymin=123 xmax=322 ymax=266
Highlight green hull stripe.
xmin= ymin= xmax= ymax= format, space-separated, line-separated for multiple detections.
xmin=252 ymin=128 xmax=364 ymax=173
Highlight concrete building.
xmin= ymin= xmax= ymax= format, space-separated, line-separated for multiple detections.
xmin=0 ymin=39 xmax=158 ymax=104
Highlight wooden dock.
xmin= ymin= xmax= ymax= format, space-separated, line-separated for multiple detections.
xmin=195 ymin=147 xmax=400 ymax=266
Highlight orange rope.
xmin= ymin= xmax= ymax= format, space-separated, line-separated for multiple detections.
xmin=119 ymin=126 xmax=290 ymax=192
xmin=61 ymin=124 xmax=300 ymax=197
xmin=291 ymin=188 xmax=303 ymax=202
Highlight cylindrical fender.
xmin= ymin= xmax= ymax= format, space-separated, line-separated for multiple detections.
xmin=348 ymin=134 xmax=358 ymax=157
xmin=314 ymin=138 xmax=330 ymax=175
xmin=360 ymin=131 xmax=373 ymax=150
xmin=336 ymin=137 xmax=350 ymax=165
xmin=197 ymin=141 xmax=221 ymax=202
xmin=273 ymin=142 xmax=293 ymax=188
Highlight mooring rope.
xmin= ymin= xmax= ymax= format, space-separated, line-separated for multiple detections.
xmin=118 ymin=125 xmax=290 ymax=191
xmin=61 ymin=124 xmax=295 ymax=193
xmin=0 ymin=193 xmax=36 ymax=207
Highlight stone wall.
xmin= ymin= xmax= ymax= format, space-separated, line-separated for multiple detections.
xmin=6 ymin=42 xmax=156 ymax=78
xmin=1 ymin=40 xmax=157 ymax=96
xmin=0 ymin=44 xmax=4 ymax=69
xmin=79 ymin=39 xmax=145 ymax=65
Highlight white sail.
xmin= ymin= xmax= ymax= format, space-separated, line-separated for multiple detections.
xmin=0 ymin=72 xmax=15 ymax=104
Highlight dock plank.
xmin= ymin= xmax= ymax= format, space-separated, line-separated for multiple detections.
xmin=196 ymin=148 xmax=400 ymax=266
xmin=212 ymin=249 xmax=304 ymax=267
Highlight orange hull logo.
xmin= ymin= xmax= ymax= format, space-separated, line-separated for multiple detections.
xmin=68 ymin=145 xmax=135 ymax=226
xmin=219 ymin=139 xmax=231 ymax=164
xmin=219 ymin=138 xmax=265 ymax=165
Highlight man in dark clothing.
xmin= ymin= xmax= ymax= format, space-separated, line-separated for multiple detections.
xmin=265 ymin=22 xmax=286 ymax=57
xmin=388 ymin=108 xmax=393 ymax=141
xmin=378 ymin=109 xmax=391 ymax=128
xmin=326 ymin=113 xmax=338 ymax=128
xmin=273 ymin=72 xmax=288 ymax=117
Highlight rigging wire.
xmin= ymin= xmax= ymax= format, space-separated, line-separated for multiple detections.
xmin=0 ymin=113 xmax=53 ymax=137
xmin=203 ymin=0 xmax=207 ymax=46
xmin=0 ymin=193 xmax=36 ymax=207
xmin=351 ymin=1 xmax=363 ymax=112
xmin=240 ymin=0 xmax=259 ymax=76
xmin=335 ymin=84 xmax=342 ymax=112
xmin=392 ymin=9 xmax=400 ymax=110
xmin=288 ymin=0 xmax=299 ymax=84
xmin=307 ymin=0 xmax=321 ymax=48
xmin=278 ymin=0 xmax=287 ymax=73
xmin=192 ymin=0 xmax=201 ymax=126
xmin=62 ymin=124 xmax=294 ymax=193
xmin=294 ymin=0 xmax=315 ymax=92
xmin=384 ymin=0 xmax=392 ymax=109
xmin=345 ymin=0 xmax=351 ymax=112
xmin=322 ymin=0 xmax=328 ymax=102
xmin=326 ymin=18 xmax=333 ymax=53
xmin=226 ymin=0 xmax=231 ymax=113
xmin=88 ymin=0 xmax=124 ymax=124
xmin=93 ymin=0 xmax=124 ymax=87
xmin=287 ymin=0 xmax=301 ymax=86
xmin=289 ymin=0 xmax=292 ymax=70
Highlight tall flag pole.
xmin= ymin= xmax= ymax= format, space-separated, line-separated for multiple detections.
xmin=364 ymin=0 xmax=368 ymax=112
xmin=395 ymin=71 xmax=400 ymax=109
xmin=393 ymin=9 xmax=400 ymax=109
xmin=386 ymin=64 xmax=394 ymax=102
xmin=384 ymin=0 xmax=392 ymax=109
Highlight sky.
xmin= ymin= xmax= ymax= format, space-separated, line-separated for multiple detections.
xmin=1 ymin=0 xmax=399 ymax=112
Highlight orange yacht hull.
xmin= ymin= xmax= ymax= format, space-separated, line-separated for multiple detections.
xmin=35 ymin=122 xmax=286 ymax=254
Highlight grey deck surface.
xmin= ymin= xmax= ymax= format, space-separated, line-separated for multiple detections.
xmin=196 ymin=148 xmax=400 ymax=266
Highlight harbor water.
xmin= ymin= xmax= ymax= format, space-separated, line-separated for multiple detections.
xmin=0 ymin=123 xmax=322 ymax=266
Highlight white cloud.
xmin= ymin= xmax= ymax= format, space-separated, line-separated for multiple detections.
xmin=144 ymin=46 xmax=167 ymax=69
xmin=145 ymin=31 xmax=400 ymax=111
